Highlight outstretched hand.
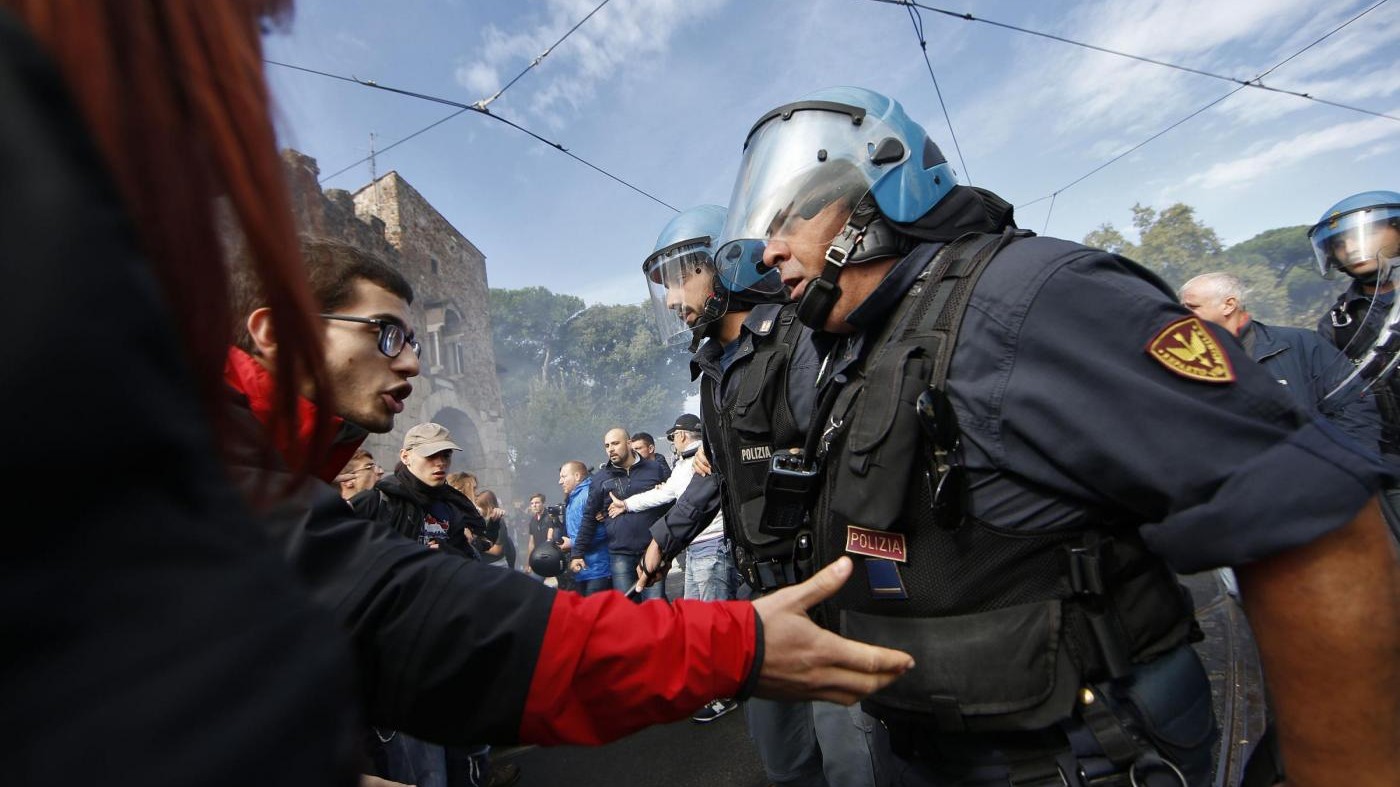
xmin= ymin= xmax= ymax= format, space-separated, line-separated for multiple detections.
xmin=607 ymin=493 xmax=628 ymax=518
xmin=750 ymin=557 xmax=914 ymax=705
xmin=692 ymin=444 xmax=712 ymax=477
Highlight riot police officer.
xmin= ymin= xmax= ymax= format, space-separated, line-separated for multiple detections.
xmin=641 ymin=205 xmax=886 ymax=785
xmin=1312 ymin=190 xmax=1400 ymax=543
xmin=714 ymin=87 xmax=1399 ymax=786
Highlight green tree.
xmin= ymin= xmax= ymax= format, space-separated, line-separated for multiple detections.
xmin=489 ymin=287 xmax=694 ymax=498
xmin=1131 ymin=203 xmax=1223 ymax=288
xmin=1085 ymin=207 xmax=1345 ymax=329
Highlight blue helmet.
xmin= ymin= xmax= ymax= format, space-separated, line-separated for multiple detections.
xmin=714 ymin=87 xmax=958 ymax=328
xmin=642 ymin=205 xmax=782 ymax=346
xmin=1308 ymin=190 xmax=1400 ymax=278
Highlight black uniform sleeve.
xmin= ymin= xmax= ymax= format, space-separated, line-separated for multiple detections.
xmin=0 ymin=14 xmax=358 ymax=784
xmin=958 ymin=243 xmax=1388 ymax=573
xmin=649 ymin=472 xmax=723 ymax=559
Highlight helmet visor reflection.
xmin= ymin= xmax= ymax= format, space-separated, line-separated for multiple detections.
xmin=1309 ymin=205 xmax=1400 ymax=278
xmin=715 ymin=106 xmax=906 ymax=293
xmin=642 ymin=243 xmax=727 ymax=345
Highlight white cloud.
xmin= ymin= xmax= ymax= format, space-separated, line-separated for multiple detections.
xmin=1184 ymin=112 xmax=1400 ymax=189
xmin=454 ymin=0 xmax=729 ymax=128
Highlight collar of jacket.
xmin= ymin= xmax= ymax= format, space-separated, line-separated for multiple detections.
xmin=690 ymin=302 xmax=787 ymax=382
xmin=224 ymin=346 xmax=364 ymax=483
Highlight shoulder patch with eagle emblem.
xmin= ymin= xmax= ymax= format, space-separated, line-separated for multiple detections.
xmin=1146 ymin=316 xmax=1236 ymax=384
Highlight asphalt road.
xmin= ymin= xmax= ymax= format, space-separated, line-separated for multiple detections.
xmin=498 ymin=703 xmax=769 ymax=787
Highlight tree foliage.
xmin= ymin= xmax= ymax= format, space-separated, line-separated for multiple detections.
xmin=488 ymin=287 xmax=694 ymax=499
xmin=1083 ymin=203 xmax=1346 ymax=328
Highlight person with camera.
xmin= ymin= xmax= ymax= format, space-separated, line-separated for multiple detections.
xmin=524 ymin=494 xmax=565 ymax=584
xmin=560 ymin=461 xmax=612 ymax=596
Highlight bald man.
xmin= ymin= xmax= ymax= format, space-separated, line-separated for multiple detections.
xmin=575 ymin=427 xmax=673 ymax=600
xmin=1181 ymin=272 xmax=1381 ymax=449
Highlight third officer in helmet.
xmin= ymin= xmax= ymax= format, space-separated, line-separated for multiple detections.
xmin=715 ymin=86 xmax=1398 ymax=786
xmin=1312 ymin=190 xmax=1400 ymax=543
xmin=642 ymin=205 xmax=886 ymax=785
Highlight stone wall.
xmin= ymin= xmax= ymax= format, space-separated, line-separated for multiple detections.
xmin=279 ymin=150 xmax=512 ymax=501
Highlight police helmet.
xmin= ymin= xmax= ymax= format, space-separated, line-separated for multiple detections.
xmin=643 ymin=205 xmax=784 ymax=346
xmin=714 ymin=87 xmax=958 ymax=328
xmin=1308 ymin=190 xmax=1400 ymax=279
xmin=528 ymin=540 xmax=567 ymax=578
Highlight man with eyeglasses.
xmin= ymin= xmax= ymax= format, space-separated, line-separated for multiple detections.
xmin=336 ymin=448 xmax=381 ymax=501
xmin=229 ymin=239 xmax=420 ymax=480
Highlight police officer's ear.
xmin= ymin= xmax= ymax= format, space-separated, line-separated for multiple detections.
xmin=246 ymin=307 xmax=279 ymax=361
xmin=1222 ymin=296 xmax=1239 ymax=316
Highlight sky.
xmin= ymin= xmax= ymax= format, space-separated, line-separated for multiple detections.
xmin=263 ymin=0 xmax=1400 ymax=307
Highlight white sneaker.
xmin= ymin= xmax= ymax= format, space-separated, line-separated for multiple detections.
xmin=690 ymin=698 xmax=739 ymax=724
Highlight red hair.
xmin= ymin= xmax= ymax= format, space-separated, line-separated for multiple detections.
xmin=5 ymin=0 xmax=333 ymax=475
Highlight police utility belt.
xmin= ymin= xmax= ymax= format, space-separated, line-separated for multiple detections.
xmin=794 ymin=231 xmax=1200 ymax=741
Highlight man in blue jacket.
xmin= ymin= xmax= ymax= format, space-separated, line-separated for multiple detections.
xmin=1181 ymin=271 xmax=1382 ymax=450
xmin=560 ymin=461 xmax=609 ymax=596
xmin=576 ymin=427 xmax=672 ymax=599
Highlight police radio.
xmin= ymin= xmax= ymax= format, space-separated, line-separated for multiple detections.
xmin=761 ymin=449 xmax=819 ymax=535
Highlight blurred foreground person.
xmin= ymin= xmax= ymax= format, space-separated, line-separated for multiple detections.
xmin=0 ymin=4 xmax=913 ymax=785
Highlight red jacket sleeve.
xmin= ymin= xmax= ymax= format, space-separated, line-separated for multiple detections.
xmin=520 ymin=592 xmax=759 ymax=745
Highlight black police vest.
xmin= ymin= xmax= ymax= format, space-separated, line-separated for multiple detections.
xmin=811 ymin=232 xmax=1198 ymax=734
xmin=700 ymin=306 xmax=808 ymax=592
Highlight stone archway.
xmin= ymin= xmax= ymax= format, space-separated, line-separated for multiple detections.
xmin=432 ymin=406 xmax=487 ymax=480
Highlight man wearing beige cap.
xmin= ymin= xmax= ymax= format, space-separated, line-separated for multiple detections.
xmin=349 ymin=422 xmax=481 ymax=556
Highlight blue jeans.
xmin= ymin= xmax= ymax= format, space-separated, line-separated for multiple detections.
xmin=377 ymin=732 xmax=448 ymax=787
xmin=684 ymin=539 xmax=737 ymax=601
xmin=745 ymin=700 xmax=884 ymax=787
xmin=575 ymin=575 xmax=612 ymax=597
xmin=610 ymin=552 xmax=660 ymax=601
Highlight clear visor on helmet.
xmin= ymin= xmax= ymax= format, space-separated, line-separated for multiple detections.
xmin=714 ymin=107 xmax=903 ymax=294
xmin=1309 ymin=205 xmax=1400 ymax=279
xmin=642 ymin=240 xmax=729 ymax=345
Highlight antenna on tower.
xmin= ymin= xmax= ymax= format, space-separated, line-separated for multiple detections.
xmin=368 ymin=132 xmax=380 ymax=212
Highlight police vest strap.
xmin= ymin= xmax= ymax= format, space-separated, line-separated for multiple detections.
xmin=820 ymin=228 xmax=1025 ymax=530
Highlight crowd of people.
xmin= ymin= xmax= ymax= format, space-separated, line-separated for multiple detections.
xmin=4 ymin=2 xmax=1397 ymax=787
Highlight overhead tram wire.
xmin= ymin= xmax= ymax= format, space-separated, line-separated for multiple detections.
xmin=1017 ymin=0 xmax=1389 ymax=228
xmin=319 ymin=109 xmax=468 ymax=183
xmin=903 ymin=2 xmax=971 ymax=185
xmin=265 ymin=61 xmax=679 ymax=213
xmin=869 ymin=0 xmax=1400 ymax=124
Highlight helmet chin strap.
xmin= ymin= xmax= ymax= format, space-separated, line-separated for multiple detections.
xmin=688 ymin=290 xmax=729 ymax=352
xmin=795 ymin=201 xmax=885 ymax=330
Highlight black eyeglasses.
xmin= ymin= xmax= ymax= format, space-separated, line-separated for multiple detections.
xmin=320 ymin=314 xmax=421 ymax=358
xmin=916 ymin=387 xmax=966 ymax=530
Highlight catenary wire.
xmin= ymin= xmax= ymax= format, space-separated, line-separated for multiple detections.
xmin=904 ymin=2 xmax=972 ymax=184
xmin=870 ymin=0 xmax=1399 ymax=124
xmin=1016 ymin=0 xmax=1387 ymax=222
xmin=265 ymin=60 xmax=679 ymax=212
